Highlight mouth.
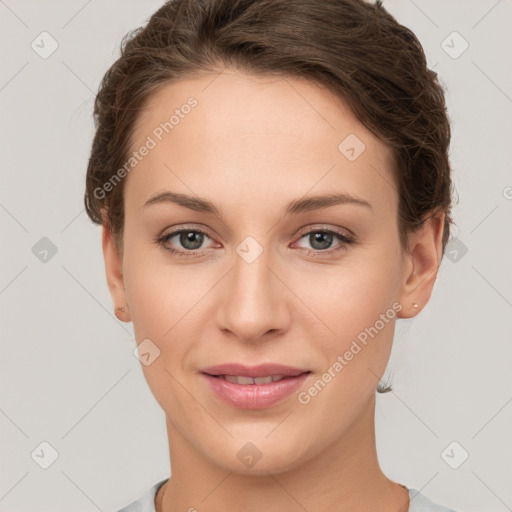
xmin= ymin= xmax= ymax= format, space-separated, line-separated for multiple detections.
xmin=200 ymin=364 xmax=312 ymax=409
xmin=201 ymin=362 xmax=311 ymax=379
xmin=203 ymin=373 xmax=311 ymax=385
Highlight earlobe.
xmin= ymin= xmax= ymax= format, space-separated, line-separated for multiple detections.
xmin=397 ymin=211 xmax=445 ymax=319
xmin=102 ymin=223 xmax=131 ymax=323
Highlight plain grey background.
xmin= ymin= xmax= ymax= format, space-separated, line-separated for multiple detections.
xmin=0 ymin=1 xmax=511 ymax=511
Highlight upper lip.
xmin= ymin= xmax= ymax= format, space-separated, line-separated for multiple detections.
xmin=201 ymin=363 xmax=310 ymax=378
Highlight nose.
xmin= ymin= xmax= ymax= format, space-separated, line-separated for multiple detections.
xmin=216 ymin=241 xmax=291 ymax=343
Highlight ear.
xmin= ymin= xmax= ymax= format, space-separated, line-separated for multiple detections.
xmin=102 ymin=222 xmax=131 ymax=323
xmin=396 ymin=211 xmax=445 ymax=319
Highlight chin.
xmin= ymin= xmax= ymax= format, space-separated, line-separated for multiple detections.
xmin=203 ymin=436 xmax=311 ymax=476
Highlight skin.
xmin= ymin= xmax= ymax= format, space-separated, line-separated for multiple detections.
xmin=102 ymin=68 xmax=445 ymax=512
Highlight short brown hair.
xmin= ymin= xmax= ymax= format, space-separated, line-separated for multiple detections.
xmin=84 ymin=0 xmax=454 ymax=391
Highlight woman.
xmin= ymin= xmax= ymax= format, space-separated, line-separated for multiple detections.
xmin=84 ymin=0 xmax=457 ymax=510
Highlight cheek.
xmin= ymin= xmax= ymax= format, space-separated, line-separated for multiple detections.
xmin=122 ymin=253 xmax=214 ymax=388
xmin=291 ymin=248 xmax=402 ymax=389
xmin=122 ymin=231 xmax=199 ymax=338
xmin=122 ymin=259 xmax=199 ymax=412
xmin=296 ymin=257 xmax=399 ymax=339
xmin=294 ymin=269 xmax=399 ymax=429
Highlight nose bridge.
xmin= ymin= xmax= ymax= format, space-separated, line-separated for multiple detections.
xmin=218 ymin=234 xmax=287 ymax=340
xmin=234 ymin=236 xmax=272 ymax=294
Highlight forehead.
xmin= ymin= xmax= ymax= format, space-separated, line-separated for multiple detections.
xmin=125 ymin=69 xmax=397 ymax=216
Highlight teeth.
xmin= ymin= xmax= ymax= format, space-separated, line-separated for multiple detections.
xmin=222 ymin=374 xmax=287 ymax=385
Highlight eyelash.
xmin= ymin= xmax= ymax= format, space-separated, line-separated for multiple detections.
xmin=155 ymin=226 xmax=356 ymax=259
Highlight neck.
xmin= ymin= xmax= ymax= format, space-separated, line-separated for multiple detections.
xmin=157 ymin=394 xmax=409 ymax=512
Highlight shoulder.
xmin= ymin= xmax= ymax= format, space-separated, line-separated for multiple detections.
xmin=115 ymin=478 xmax=168 ymax=512
xmin=408 ymin=488 xmax=459 ymax=512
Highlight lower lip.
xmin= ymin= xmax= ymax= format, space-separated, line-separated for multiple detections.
xmin=201 ymin=373 xmax=311 ymax=409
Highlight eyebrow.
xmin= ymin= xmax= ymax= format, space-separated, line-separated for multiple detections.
xmin=142 ymin=191 xmax=373 ymax=216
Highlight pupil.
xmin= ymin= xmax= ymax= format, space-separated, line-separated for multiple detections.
xmin=311 ymin=232 xmax=332 ymax=250
xmin=181 ymin=231 xmax=203 ymax=250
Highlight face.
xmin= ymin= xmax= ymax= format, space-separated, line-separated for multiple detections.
xmin=103 ymin=68 xmax=442 ymax=475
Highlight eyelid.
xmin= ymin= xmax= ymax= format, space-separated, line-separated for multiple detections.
xmin=296 ymin=223 xmax=356 ymax=241
xmin=161 ymin=223 xmax=355 ymax=242
xmin=160 ymin=224 xmax=216 ymax=240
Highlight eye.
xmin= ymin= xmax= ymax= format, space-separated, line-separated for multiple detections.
xmin=155 ymin=225 xmax=357 ymax=259
xmin=155 ymin=227 xmax=216 ymax=258
xmin=293 ymin=227 xmax=356 ymax=257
